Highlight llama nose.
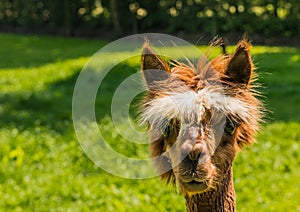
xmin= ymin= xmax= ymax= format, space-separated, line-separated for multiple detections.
xmin=188 ymin=143 xmax=204 ymax=161
xmin=182 ymin=141 xmax=205 ymax=161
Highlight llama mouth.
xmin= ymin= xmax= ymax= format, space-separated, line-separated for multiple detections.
xmin=187 ymin=180 xmax=204 ymax=185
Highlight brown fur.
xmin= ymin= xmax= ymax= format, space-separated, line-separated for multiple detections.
xmin=140 ymin=39 xmax=263 ymax=211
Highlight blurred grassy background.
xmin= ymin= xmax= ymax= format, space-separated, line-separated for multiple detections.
xmin=0 ymin=33 xmax=300 ymax=211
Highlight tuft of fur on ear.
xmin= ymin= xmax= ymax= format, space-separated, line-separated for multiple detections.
xmin=141 ymin=43 xmax=171 ymax=88
xmin=224 ymin=39 xmax=253 ymax=86
xmin=209 ymin=35 xmax=227 ymax=55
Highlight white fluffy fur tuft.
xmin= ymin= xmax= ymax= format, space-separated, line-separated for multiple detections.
xmin=141 ymin=86 xmax=254 ymax=128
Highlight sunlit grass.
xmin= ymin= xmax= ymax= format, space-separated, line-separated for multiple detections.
xmin=0 ymin=33 xmax=300 ymax=211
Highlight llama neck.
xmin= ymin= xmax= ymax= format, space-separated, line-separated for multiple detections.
xmin=184 ymin=167 xmax=236 ymax=212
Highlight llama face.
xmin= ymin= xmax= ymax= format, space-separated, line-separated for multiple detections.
xmin=141 ymin=40 xmax=262 ymax=195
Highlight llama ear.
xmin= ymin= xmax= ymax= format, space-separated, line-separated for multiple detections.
xmin=225 ymin=40 xmax=253 ymax=86
xmin=141 ymin=43 xmax=170 ymax=88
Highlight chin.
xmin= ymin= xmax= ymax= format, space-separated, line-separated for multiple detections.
xmin=176 ymin=164 xmax=217 ymax=196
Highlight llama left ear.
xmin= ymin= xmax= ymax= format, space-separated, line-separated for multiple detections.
xmin=225 ymin=40 xmax=253 ymax=86
xmin=141 ymin=43 xmax=171 ymax=88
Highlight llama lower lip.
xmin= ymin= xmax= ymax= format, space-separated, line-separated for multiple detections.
xmin=180 ymin=179 xmax=208 ymax=193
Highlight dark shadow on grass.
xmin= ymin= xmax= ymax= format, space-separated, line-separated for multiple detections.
xmin=0 ymin=62 xmax=140 ymax=134
xmin=0 ymin=69 xmax=80 ymax=134
xmin=0 ymin=33 xmax=106 ymax=69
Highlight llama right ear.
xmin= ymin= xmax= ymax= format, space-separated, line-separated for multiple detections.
xmin=224 ymin=40 xmax=253 ymax=86
xmin=141 ymin=43 xmax=170 ymax=88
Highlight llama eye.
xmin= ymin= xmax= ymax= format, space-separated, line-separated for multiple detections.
xmin=161 ymin=125 xmax=171 ymax=137
xmin=224 ymin=118 xmax=236 ymax=135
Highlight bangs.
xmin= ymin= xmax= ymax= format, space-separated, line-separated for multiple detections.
xmin=140 ymin=85 xmax=254 ymax=128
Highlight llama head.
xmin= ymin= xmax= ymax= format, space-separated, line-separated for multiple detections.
xmin=140 ymin=39 xmax=262 ymax=195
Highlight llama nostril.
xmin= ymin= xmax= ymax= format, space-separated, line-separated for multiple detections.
xmin=188 ymin=151 xmax=198 ymax=161
xmin=188 ymin=143 xmax=204 ymax=161
xmin=182 ymin=140 xmax=193 ymax=153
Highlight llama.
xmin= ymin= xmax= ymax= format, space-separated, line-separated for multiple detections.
xmin=140 ymin=39 xmax=263 ymax=212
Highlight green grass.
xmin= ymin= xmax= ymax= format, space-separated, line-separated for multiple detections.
xmin=0 ymin=33 xmax=300 ymax=211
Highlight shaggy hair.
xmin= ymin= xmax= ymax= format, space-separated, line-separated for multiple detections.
xmin=140 ymin=38 xmax=264 ymax=212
